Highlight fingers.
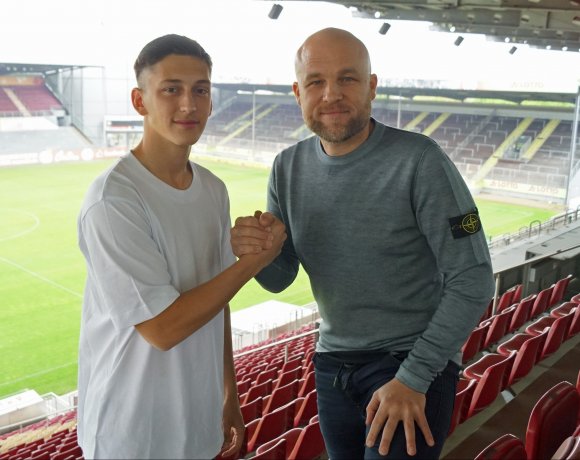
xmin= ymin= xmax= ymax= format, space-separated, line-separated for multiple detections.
xmin=231 ymin=213 xmax=273 ymax=257
xmin=220 ymin=426 xmax=244 ymax=458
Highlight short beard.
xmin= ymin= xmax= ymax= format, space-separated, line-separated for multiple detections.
xmin=305 ymin=101 xmax=371 ymax=144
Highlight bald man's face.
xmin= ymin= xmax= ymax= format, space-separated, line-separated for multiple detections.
xmin=293 ymin=32 xmax=377 ymax=147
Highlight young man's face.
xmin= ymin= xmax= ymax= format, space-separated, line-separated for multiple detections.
xmin=133 ymin=54 xmax=212 ymax=149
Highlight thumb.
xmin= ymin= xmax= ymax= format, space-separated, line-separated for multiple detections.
xmin=258 ymin=212 xmax=275 ymax=227
xmin=253 ymin=210 xmax=262 ymax=219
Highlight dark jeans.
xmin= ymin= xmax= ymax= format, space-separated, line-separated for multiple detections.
xmin=313 ymin=351 xmax=460 ymax=460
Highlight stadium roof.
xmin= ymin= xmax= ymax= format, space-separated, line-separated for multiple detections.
xmin=0 ymin=63 xmax=91 ymax=76
xmin=321 ymin=0 xmax=580 ymax=52
xmin=214 ymin=82 xmax=578 ymax=105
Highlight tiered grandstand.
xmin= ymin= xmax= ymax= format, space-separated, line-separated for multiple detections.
xmin=1 ymin=61 xmax=579 ymax=459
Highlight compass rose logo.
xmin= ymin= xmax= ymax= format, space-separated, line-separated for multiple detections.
xmin=461 ymin=213 xmax=480 ymax=234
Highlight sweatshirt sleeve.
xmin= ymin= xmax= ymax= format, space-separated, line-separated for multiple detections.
xmin=255 ymin=161 xmax=301 ymax=293
xmin=395 ymin=142 xmax=495 ymax=393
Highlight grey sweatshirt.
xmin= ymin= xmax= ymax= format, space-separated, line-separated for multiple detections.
xmin=256 ymin=119 xmax=495 ymax=393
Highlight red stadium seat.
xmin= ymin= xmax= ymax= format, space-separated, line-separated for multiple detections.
xmin=551 ymin=435 xmax=580 ymax=460
xmin=525 ymin=312 xmax=574 ymax=360
xmin=509 ymin=294 xmax=536 ymax=332
xmin=550 ymin=302 xmax=577 ymax=318
xmin=448 ymin=378 xmax=477 ymax=435
xmin=298 ymin=371 xmax=316 ymax=398
xmin=497 ymin=331 xmax=547 ymax=387
xmin=464 ymin=351 xmax=516 ymax=391
xmin=274 ymin=367 xmax=302 ymax=390
xmin=482 ymin=308 xmax=514 ymax=349
xmin=293 ymin=389 xmax=318 ymax=427
xmin=466 ymin=352 xmax=516 ymax=418
xmin=240 ymin=397 xmax=264 ymax=424
xmin=512 ymin=284 xmax=523 ymax=304
xmin=525 ymin=381 xmax=580 ymax=460
xmin=473 ymin=433 xmax=528 ymax=460
xmin=246 ymin=438 xmax=286 ymax=460
xmin=497 ymin=286 xmax=518 ymax=313
xmin=255 ymin=368 xmax=279 ymax=386
xmin=530 ymin=286 xmax=554 ymax=320
xmin=255 ymin=420 xmax=325 ymax=460
xmin=246 ymin=400 xmax=296 ymax=453
xmin=550 ymin=274 xmax=573 ymax=307
xmin=462 ymin=322 xmax=489 ymax=364
xmin=571 ymin=293 xmax=580 ymax=304
xmin=262 ymin=379 xmax=299 ymax=415
xmin=242 ymin=379 xmax=273 ymax=406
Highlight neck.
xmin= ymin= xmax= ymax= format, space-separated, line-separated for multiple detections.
xmin=132 ymin=140 xmax=193 ymax=190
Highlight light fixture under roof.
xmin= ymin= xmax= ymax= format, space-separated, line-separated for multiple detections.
xmin=454 ymin=36 xmax=464 ymax=46
xmin=509 ymin=46 xmax=517 ymax=54
xmin=563 ymin=46 xmax=569 ymax=51
xmin=268 ymin=3 xmax=283 ymax=20
xmin=374 ymin=11 xmax=381 ymax=19
xmin=379 ymin=22 xmax=391 ymax=35
xmin=573 ymin=16 xmax=580 ymax=26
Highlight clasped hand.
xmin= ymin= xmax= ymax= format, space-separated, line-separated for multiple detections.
xmin=365 ymin=378 xmax=434 ymax=457
xmin=231 ymin=211 xmax=286 ymax=259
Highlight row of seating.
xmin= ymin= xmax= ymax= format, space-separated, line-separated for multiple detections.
xmin=449 ymin=278 xmax=579 ymax=436
xmin=462 ymin=275 xmax=573 ymax=364
xmin=473 ymin=374 xmax=580 ymax=459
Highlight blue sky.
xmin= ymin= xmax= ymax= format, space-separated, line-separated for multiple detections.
xmin=1 ymin=0 xmax=579 ymax=93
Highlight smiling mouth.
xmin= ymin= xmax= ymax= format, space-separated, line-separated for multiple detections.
xmin=174 ymin=120 xmax=200 ymax=126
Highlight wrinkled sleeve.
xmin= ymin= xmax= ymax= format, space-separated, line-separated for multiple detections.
xmin=80 ymin=197 xmax=179 ymax=330
xmin=396 ymin=143 xmax=495 ymax=393
xmin=255 ymin=161 xmax=300 ymax=293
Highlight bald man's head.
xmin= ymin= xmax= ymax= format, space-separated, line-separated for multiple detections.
xmin=294 ymin=28 xmax=372 ymax=79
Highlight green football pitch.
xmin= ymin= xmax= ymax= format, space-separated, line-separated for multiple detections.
xmin=0 ymin=157 xmax=560 ymax=399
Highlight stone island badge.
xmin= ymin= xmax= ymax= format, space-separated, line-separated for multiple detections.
xmin=449 ymin=210 xmax=481 ymax=239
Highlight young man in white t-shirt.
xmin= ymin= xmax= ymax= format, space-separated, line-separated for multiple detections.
xmin=77 ymin=34 xmax=286 ymax=459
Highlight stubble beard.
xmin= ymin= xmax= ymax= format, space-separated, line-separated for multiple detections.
xmin=305 ymin=100 xmax=372 ymax=144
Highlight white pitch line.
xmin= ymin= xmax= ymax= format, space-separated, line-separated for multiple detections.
xmin=0 ymin=361 xmax=77 ymax=388
xmin=0 ymin=256 xmax=83 ymax=299
xmin=0 ymin=209 xmax=40 ymax=242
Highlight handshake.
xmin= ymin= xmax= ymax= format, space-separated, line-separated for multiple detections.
xmin=230 ymin=211 xmax=287 ymax=270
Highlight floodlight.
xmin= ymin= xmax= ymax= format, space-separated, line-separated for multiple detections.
xmin=379 ymin=22 xmax=391 ymax=35
xmin=454 ymin=36 xmax=464 ymax=46
xmin=268 ymin=4 xmax=283 ymax=19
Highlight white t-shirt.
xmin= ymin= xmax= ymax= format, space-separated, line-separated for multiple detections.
xmin=77 ymin=153 xmax=236 ymax=459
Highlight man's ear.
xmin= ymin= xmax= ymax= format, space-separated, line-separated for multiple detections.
xmin=131 ymin=87 xmax=148 ymax=116
xmin=292 ymin=82 xmax=301 ymax=107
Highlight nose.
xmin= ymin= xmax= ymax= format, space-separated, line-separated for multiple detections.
xmin=179 ymin=92 xmax=197 ymax=112
xmin=322 ymin=81 xmax=343 ymax=103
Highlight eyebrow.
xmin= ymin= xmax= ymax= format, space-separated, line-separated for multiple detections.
xmin=159 ymin=79 xmax=211 ymax=85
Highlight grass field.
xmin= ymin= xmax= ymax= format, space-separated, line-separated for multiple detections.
xmin=0 ymin=157 xmax=560 ymax=399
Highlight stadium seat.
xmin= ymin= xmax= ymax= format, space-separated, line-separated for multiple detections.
xmin=262 ymin=379 xmax=299 ymax=415
xmin=246 ymin=399 xmax=296 ymax=453
xmin=274 ymin=367 xmax=302 ymax=390
xmin=298 ymin=371 xmax=316 ymax=398
xmin=530 ymin=286 xmax=554 ymax=320
xmin=255 ymin=368 xmax=279 ymax=386
xmin=280 ymin=357 xmax=303 ymax=375
xmin=462 ymin=322 xmax=489 ymax=364
xmin=256 ymin=420 xmax=325 ymax=460
xmin=509 ymin=295 xmax=536 ymax=332
xmin=497 ymin=331 xmax=547 ymax=387
xmin=497 ymin=286 xmax=517 ymax=313
xmin=551 ymin=301 xmax=577 ymax=316
xmin=512 ymin=284 xmax=523 ymax=304
xmin=473 ymin=433 xmax=528 ymax=460
xmin=293 ymin=389 xmax=318 ymax=427
xmin=549 ymin=274 xmax=573 ymax=308
xmin=571 ymin=293 xmax=580 ymax=304
xmin=242 ymin=379 xmax=273 ymax=406
xmin=463 ymin=351 xmax=516 ymax=391
xmin=240 ymin=397 xmax=264 ymax=424
xmin=246 ymin=438 xmax=286 ymax=460
xmin=448 ymin=378 xmax=477 ymax=435
xmin=482 ymin=308 xmax=514 ymax=349
xmin=466 ymin=352 xmax=516 ymax=418
xmin=525 ymin=381 xmax=580 ymax=460
xmin=525 ymin=312 xmax=574 ymax=360
xmin=551 ymin=435 xmax=580 ymax=460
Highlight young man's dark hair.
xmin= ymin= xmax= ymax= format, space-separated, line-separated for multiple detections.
xmin=133 ymin=34 xmax=213 ymax=82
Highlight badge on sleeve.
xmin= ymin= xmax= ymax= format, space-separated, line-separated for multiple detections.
xmin=449 ymin=209 xmax=481 ymax=239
